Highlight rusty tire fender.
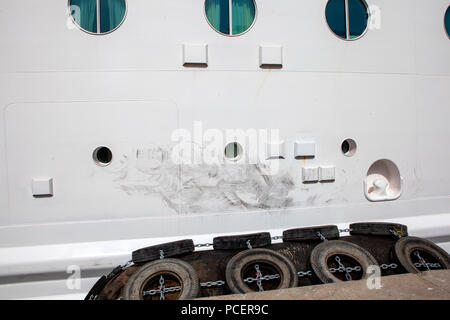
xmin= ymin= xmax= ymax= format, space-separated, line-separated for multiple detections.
xmin=85 ymin=275 xmax=109 ymax=300
xmin=96 ymin=265 xmax=140 ymax=300
xmin=310 ymin=240 xmax=379 ymax=284
xmin=225 ymin=248 xmax=298 ymax=294
xmin=84 ymin=265 xmax=125 ymax=300
xmin=283 ymin=225 xmax=339 ymax=242
xmin=213 ymin=232 xmax=271 ymax=250
xmin=132 ymin=239 xmax=195 ymax=264
xmin=350 ymin=222 xmax=408 ymax=237
xmin=394 ymin=236 xmax=450 ymax=273
xmin=123 ymin=258 xmax=200 ymax=300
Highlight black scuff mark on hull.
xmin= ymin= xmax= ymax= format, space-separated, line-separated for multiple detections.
xmin=114 ymin=146 xmax=296 ymax=214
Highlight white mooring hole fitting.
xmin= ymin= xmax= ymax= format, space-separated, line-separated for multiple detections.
xmin=372 ymin=179 xmax=388 ymax=197
xmin=364 ymin=159 xmax=403 ymax=202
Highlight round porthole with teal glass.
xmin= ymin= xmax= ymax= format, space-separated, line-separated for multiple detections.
xmin=325 ymin=0 xmax=369 ymax=40
xmin=69 ymin=0 xmax=127 ymax=35
xmin=445 ymin=6 xmax=450 ymax=38
xmin=205 ymin=0 xmax=256 ymax=36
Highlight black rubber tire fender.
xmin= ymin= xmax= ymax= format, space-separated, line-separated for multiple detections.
xmin=213 ymin=232 xmax=271 ymax=250
xmin=394 ymin=236 xmax=450 ymax=273
xmin=310 ymin=240 xmax=379 ymax=283
xmin=85 ymin=275 xmax=108 ymax=300
xmin=123 ymin=258 xmax=200 ymax=300
xmin=84 ymin=265 xmax=125 ymax=300
xmin=283 ymin=225 xmax=339 ymax=242
xmin=225 ymin=248 xmax=298 ymax=294
xmin=132 ymin=239 xmax=195 ymax=264
xmin=350 ymin=222 xmax=408 ymax=237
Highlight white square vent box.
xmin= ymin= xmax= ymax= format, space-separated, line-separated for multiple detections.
xmin=259 ymin=45 xmax=283 ymax=68
xmin=183 ymin=43 xmax=208 ymax=66
xmin=32 ymin=178 xmax=54 ymax=197
xmin=319 ymin=166 xmax=336 ymax=182
xmin=302 ymin=167 xmax=319 ymax=183
xmin=266 ymin=141 xmax=286 ymax=159
xmin=294 ymin=141 xmax=316 ymax=158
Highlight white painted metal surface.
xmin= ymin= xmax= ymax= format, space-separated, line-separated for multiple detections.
xmin=0 ymin=0 xmax=449 ymax=299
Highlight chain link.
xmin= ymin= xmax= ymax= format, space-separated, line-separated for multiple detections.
xmin=329 ymin=265 xmax=362 ymax=274
xmin=335 ymin=256 xmax=353 ymax=281
xmin=297 ymin=270 xmax=313 ymax=277
xmin=316 ymin=232 xmax=328 ymax=242
xmin=380 ymin=263 xmax=398 ymax=270
xmin=271 ymin=235 xmax=283 ymax=241
xmin=338 ymin=228 xmax=353 ymax=233
xmin=413 ymin=251 xmax=431 ymax=271
xmin=254 ymin=264 xmax=264 ymax=292
xmin=158 ymin=275 xmax=166 ymax=300
xmin=244 ymin=274 xmax=281 ymax=283
xmin=145 ymin=279 xmax=228 ymax=296
xmin=120 ymin=260 xmax=134 ymax=270
xmin=389 ymin=229 xmax=402 ymax=239
xmin=143 ymin=285 xmax=182 ymax=297
xmin=163 ymin=286 xmax=182 ymax=293
xmin=413 ymin=262 xmax=441 ymax=269
xmin=200 ymin=280 xmax=226 ymax=288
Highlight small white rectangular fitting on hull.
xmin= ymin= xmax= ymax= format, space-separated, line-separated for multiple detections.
xmin=266 ymin=141 xmax=286 ymax=159
xmin=302 ymin=167 xmax=319 ymax=183
xmin=259 ymin=45 xmax=283 ymax=68
xmin=182 ymin=43 xmax=208 ymax=66
xmin=319 ymin=166 xmax=336 ymax=182
xmin=32 ymin=178 xmax=54 ymax=197
xmin=294 ymin=141 xmax=316 ymax=158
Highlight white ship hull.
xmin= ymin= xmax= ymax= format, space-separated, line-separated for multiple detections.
xmin=0 ymin=0 xmax=449 ymax=299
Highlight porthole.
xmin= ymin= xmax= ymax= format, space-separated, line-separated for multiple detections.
xmin=445 ymin=6 xmax=450 ymax=38
xmin=224 ymin=142 xmax=243 ymax=160
xmin=325 ymin=0 xmax=369 ymax=40
xmin=69 ymin=0 xmax=127 ymax=35
xmin=93 ymin=146 xmax=113 ymax=166
xmin=341 ymin=138 xmax=357 ymax=157
xmin=205 ymin=0 xmax=256 ymax=36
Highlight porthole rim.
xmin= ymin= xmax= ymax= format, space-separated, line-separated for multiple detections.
xmin=203 ymin=0 xmax=258 ymax=37
xmin=224 ymin=142 xmax=244 ymax=161
xmin=324 ymin=0 xmax=371 ymax=42
xmin=68 ymin=0 xmax=128 ymax=36
xmin=444 ymin=5 xmax=450 ymax=39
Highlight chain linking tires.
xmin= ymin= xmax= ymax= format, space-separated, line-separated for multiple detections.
xmin=86 ymin=221 xmax=450 ymax=299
